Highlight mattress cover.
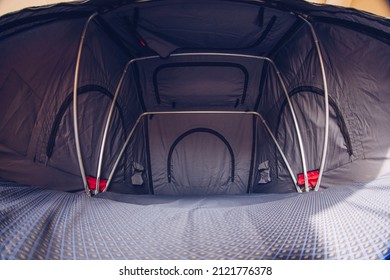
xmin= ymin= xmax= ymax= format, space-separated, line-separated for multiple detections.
xmin=1 ymin=178 xmax=389 ymax=260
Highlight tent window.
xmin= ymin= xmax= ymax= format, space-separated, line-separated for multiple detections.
xmin=275 ymin=86 xmax=352 ymax=157
xmin=153 ymin=62 xmax=249 ymax=107
xmin=167 ymin=128 xmax=235 ymax=183
xmin=46 ymin=85 xmax=126 ymax=159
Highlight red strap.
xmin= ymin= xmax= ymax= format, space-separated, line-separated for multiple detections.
xmin=86 ymin=176 xmax=107 ymax=192
xmin=297 ymin=169 xmax=319 ymax=188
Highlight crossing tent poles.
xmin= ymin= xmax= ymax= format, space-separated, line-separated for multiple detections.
xmin=299 ymin=16 xmax=330 ymax=191
xmin=96 ymin=52 xmax=308 ymax=194
xmin=72 ymin=12 xmax=99 ymax=196
xmin=94 ymin=56 xmax=168 ymax=195
xmin=265 ymin=58 xmax=310 ymax=192
xmin=103 ymin=111 xmax=301 ymax=193
xmin=171 ymin=53 xmax=309 ymax=191
xmin=94 ymin=60 xmax=131 ymax=195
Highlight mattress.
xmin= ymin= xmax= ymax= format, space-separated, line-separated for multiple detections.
xmin=0 ymin=178 xmax=389 ymax=260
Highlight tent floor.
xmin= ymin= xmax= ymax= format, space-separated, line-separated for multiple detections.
xmin=0 ymin=178 xmax=389 ymax=260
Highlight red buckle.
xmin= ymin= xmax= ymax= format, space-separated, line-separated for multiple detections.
xmin=86 ymin=176 xmax=107 ymax=192
xmin=297 ymin=169 xmax=319 ymax=188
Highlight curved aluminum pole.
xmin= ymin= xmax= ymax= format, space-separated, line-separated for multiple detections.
xmin=170 ymin=53 xmax=309 ymax=190
xmin=94 ymin=57 xmax=158 ymax=195
xmin=99 ymin=52 xmax=308 ymax=192
xmin=103 ymin=111 xmax=300 ymax=193
xmin=73 ymin=12 xmax=98 ymax=195
xmin=253 ymin=112 xmax=301 ymax=193
xmin=299 ymin=16 xmax=330 ymax=191
xmin=266 ymin=60 xmax=309 ymax=191
xmin=94 ymin=60 xmax=131 ymax=195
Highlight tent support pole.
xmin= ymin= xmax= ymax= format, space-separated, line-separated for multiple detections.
xmin=94 ymin=57 xmax=163 ymax=195
xmin=96 ymin=53 xmax=306 ymax=193
xmin=73 ymin=12 xmax=98 ymax=196
xmin=265 ymin=59 xmax=309 ymax=192
xmin=95 ymin=60 xmax=131 ymax=195
xmin=171 ymin=54 xmax=308 ymax=192
xmin=172 ymin=54 xmax=309 ymax=191
xmin=103 ymin=111 xmax=300 ymax=193
xmin=299 ymin=16 xmax=330 ymax=191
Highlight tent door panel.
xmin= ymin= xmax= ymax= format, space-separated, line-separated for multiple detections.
xmin=148 ymin=114 xmax=253 ymax=195
xmin=168 ymin=128 xmax=234 ymax=193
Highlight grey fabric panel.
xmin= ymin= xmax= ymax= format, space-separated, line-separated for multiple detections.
xmin=253 ymin=158 xmax=390 ymax=194
xmin=257 ymin=20 xmax=390 ymax=187
xmin=1 ymin=178 xmax=389 ymax=260
xmin=137 ymin=55 xmax=263 ymax=110
xmin=277 ymin=92 xmax=351 ymax=177
xmin=115 ymin=120 xmax=150 ymax=192
xmin=0 ymin=70 xmax=40 ymax=156
xmin=135 ymin=1 xmax=296 ymax=55
xmin=155 ymin=64 xmax=247 ymax=107
xmin=0 ymin=18 xmax=85 ymax=163
xmin=0 ymin=146 xmax=84 ymax=192
xmin=321 ymin=158 xmax=390 ymax=188
xmin=148 ymin=114 xmax=253 ymax=195
xmin=170 ymin=132 xmax=233 ymax=192
xmin=45 ymin=93 xmax=125 ymax=179
xmin=252 ymin=124 xmax=292 ymax=193
xmin=0 ymin=16 xmax=135 ymax=190
xmin=313 ymin=24 xmax=390 ymax=160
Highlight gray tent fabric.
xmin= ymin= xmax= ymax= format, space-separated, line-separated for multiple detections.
xmin=0 ymin=0 xmax=389 ymax=259
xmin=148 ymin=114 xmax=253 ymax=195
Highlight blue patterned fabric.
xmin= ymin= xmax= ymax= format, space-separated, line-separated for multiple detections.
xmin=0 ymin=179 xmax=389 ymax=260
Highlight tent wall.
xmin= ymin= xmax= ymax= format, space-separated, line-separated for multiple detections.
xmin=256 ymin=23 xmax=352 ymax=187
xmin=255 ymin=19 xmax=390 ymax=190
xmin=0 ymin=13 xmax=146 ymax=191
xmin=316 ymin=22 xmax=390 ymax=183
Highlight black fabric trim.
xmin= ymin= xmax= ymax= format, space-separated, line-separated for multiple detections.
xmin=152 ymin=62 xmax=249 ymax=105
xmin=167 ymin=128 xmax=235 ymax=183
xmin=247 ymin=115 xmax=257 ymax=193
xmin=275 ymin=86 xmax=353 ymax=156
xmin=257 ymin=7 xmax=265 ymax=27
xmin=254 ymin=62 xmax=269 ymax=112
xmin=46 ymin=85 xmax=126 ymax=158
xmin=312 ymin=16 xmax=390 ymax=46
xmin=234 ymin=98 xmax=239 ymax=108
xmin=133 ymin=7 xmax=139 ymax=27
xmin=132 ymin=62 xmax=147 ymax=112
xmin=252 ymin=15 xmax=277 ymax=48
xmin=144 ymin=117 xmax=154 ymax=194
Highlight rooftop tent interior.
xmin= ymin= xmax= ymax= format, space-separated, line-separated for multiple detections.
xmin=0 ymin=0 xmax=389 ymax=196
xmin=0 ymin=0 xmax=390 ymax=261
